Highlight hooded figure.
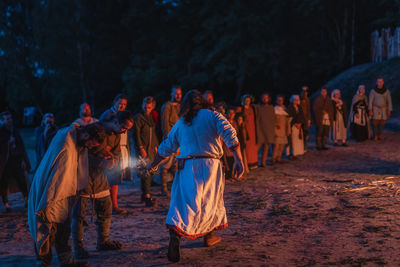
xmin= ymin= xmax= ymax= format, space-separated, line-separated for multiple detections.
xmin=28 ymin=124 xmax=105 ymax=267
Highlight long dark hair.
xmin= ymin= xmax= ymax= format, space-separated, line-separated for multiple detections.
xmin=178 ymin=90 xmax=206 ymax=125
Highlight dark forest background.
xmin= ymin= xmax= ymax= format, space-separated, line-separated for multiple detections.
xmin=1 ymin=0 xmax=399 ymax=124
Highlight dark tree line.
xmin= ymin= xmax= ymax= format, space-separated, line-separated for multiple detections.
xmin=0 ymin=0 xmax=399 ymax=125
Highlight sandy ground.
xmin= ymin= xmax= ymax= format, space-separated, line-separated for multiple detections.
xmin=1 ymin=120 xmax=400 ymax=266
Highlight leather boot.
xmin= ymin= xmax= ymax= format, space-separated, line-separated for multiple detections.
xmin=204 ymin=230 xmax=222 ymax=247
xmin=58 ymin=251 xmax=88 ymax=267
xmin=96 ymin=217 xmax=122 ymax=250
xmin=71 ymin=219 xmax=90 ymax=259
xmin=167 ymin=229 xmax=180 ymax=262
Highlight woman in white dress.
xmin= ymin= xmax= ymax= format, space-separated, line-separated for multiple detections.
xmin=146 ymin=90 xmax=244 ymax=262
xmin=331 ymin=89 xmax=349 ymax=146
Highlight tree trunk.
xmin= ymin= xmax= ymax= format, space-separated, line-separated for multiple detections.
xmin=350 ymin=0 xmax=356 ymax=66
xmin=75 ymin=1 xmax=87 ymax=103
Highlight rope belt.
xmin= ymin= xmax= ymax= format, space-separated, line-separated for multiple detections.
xmin=80 ymin=190 xmax=110 ymax=199
xmin=180 ymin=155 xmax=221 ymax=160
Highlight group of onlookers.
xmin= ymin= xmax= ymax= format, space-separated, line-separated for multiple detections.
xmin=213 ymin=77 xmax=393 ymax=178
xmin=0 ymin=77 xmax=393 ymax=266
xmin=0 ymin=78 xmax=394 ymax=212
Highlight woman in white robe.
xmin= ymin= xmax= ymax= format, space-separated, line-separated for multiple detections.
xmin=331 ymin=89 xmax=349 ymax=146
xmin=146 ymin=90 xmax=244 ymax=262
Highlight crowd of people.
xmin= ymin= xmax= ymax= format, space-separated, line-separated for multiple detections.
xmin=0 ymin=77 xmax=393 ymax=266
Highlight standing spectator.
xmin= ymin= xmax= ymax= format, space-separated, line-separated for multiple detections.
xmin=241 ymin=94 xmax=258 ymax=169
xmin=287 ymin=95 xmax=306 ymax=157
xmin=35 ymin=113 xmax=58 ymax=169
xmin=350 ymin=85 xmax=370 ymax=142
xmin=134 ymin=97 xmax=159 ymax=206
xmin=313 ymin=88 xmax=334 ymax=150
xmin=150 ymin=98 xmax=160 ymax=128
xmin=273 ymin=96 xmax=290 ymax=164
xmin=215 ymin=101 xmax=227 ymax=115
xmin=256 ymin=93 xmax=276 ymax=167
xmin=369 ymin=77 xmax=393 ymax=140
xmin=222 ymin=108 xmax=238 ymax=179
xmin=331 ymin=89 xmax=348 ymax=146
xmin=235 ymin=113 xmax=249 ymax=174
xmin=100 ymin=93 xmax=132 ymax=215
xmin=0 ymin=111 xmax=31 ymax=212
xmin=300 ymin=86 xmax=311 ymax=152
xmin=74 ymin=103 xmax=98 ymax=126
xmin=203 ymin=90 xmax=215 ymax=110
xmin=160 ymin=86 xmax=182 ymax=197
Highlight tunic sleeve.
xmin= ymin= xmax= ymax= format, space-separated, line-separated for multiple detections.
xmin=158 ymin=120 xmax=180 ymax=158
xmin=213 ymin=111 xmax=239 ymax=150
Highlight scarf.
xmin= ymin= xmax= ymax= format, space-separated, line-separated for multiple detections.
xmin=331 ymin=89 xmax=343 ymax=106
xmin=274 ymin=105 xmax=288 ymax=116
xmin=374 ymin=85 xmax=387 ymax=95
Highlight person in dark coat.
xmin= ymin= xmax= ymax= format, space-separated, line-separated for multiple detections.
xmin=35 ymin=113 xmax=58 ymax=170
xmin=134 ymin=97 xmax=159 ymax=207
xmin=0 ymin=111 xmax=31 ymax=212
xmin=256 ymin=93 xmax=276 ymax=167
xmin=71 ymin=116 xmax=132 ymax=259
xmin=313 ymin=88 xmax=334 ymax=150
xmin=100 ymin=94 xmax=133 ymax=215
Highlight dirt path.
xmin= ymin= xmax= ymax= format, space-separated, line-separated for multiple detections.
xmin=1 ymin=125 xmax=400 ymax=266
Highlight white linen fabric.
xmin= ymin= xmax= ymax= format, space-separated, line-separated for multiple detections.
xmin=28 ymin=125 xmax=88 ymax=254
xmin=158 ymin=109 xmax=238 ymax=238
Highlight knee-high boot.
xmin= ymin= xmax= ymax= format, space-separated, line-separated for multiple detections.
xmin=167 ymin=229 xmax=181 ymax=262
xmin=96 ymin=217 xmax=122 ymax=250
xmin=71 ymin=219 xmax=89 ymax=259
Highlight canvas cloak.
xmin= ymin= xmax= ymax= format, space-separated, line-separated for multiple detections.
xmin=28 ymin=125 xmax=89 ymax=255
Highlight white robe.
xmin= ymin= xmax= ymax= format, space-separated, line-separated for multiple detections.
xmin=158 ymin=109 xmax=239 ymax=238
xmin=28 ymin=125 xmax=88 ymax=254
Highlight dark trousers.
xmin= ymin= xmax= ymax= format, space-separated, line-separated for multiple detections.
xmin=160 ymin=154 xmax=177 ymax=184
xmin=224 ymin=156 xmax=234 ymax=179
xmin=71 ymin=195 xmax=112 ymax=249
xmin=372 ymin=119 xmax=386 ymax=136
xmin=316 ymin=125 xmax=330 ymax=138
xmin=0 ymin=158 xmax=28 ymax=204
xmin=303 ymin=126 xmax=309 ymax=150
xmin=140 ymin=174 xmax=154 ymax=196
xmin=35 ymin=218 xmax=72 ymax=266
xmin=316 ymin=125 xmax=330 ymax=148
